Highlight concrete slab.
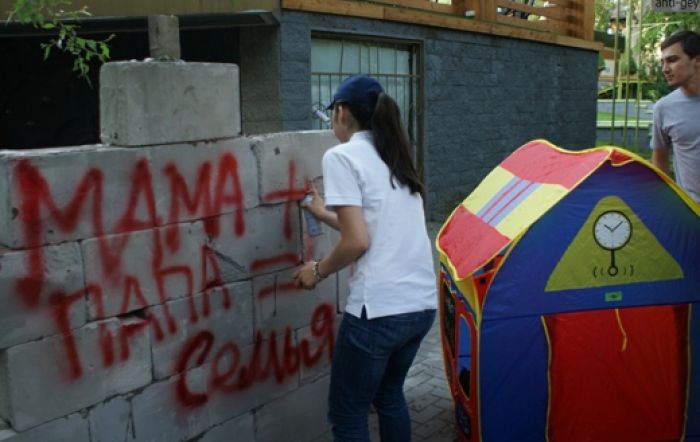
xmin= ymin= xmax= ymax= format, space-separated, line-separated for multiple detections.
xmin=256 ymin=376 xmax=331 ymax=442
xmin=100 ymin=62 xmax=241 ymax=146
xmin=207 ymin=204 xmax=302 ymax=282
xmin=253 ymin=269 xmax=336 ymax=333
xmin=0 ymin=146 xmax=151 ymax=249
xmin=148 ymin=282 xmax=254 ymax=380
xmin=0 ymin=243 xmax=85 ymax=349
xmin=0 ymin=414 xmax=89 ymax=442
xmin=88 ymin=396 xmax=134 ymax=442
xmin=149 ymin=137 xmax=259 ymax=227
xmin=81 ymin=222 xmax=207 ymax=319
xmin=252 ymin=130 xmax=335 ymax=205
xmin=0 ymin=318 xmax=151 ymax=431
xmin=197 ymin=413 xmax=254 ymax=442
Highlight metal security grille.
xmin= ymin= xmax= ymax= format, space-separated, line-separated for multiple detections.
xmin=310 ymin=36 xmax=422 ymax=148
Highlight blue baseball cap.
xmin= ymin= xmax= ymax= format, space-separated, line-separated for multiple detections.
xmin=326 ymin=75 xmax=385 ymax=112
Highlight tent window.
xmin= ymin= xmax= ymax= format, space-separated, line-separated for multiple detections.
xmin=442 ymin=283 xmax=456 ymax=359
xmin=458 ymin=315 xmax=472 ymax=399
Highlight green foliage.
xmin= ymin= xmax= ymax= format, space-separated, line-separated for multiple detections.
xmin=639 ymin=10 xmax=700 ymax=65
xmin=598 ymin=52 xmax=606 ymax=71
xmin=618 ymin=54 xmax=637 ymax=75
xmin=7 ymin=0 xmax=113 ymax=85
xmin=595 ymin=0 xmax=615 ymax=31
xmin=595 ymin=0 xmax=700 ymax=100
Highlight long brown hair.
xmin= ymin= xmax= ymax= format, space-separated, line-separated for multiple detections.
xmin=344 ymin=93 xmax=424 ymax=196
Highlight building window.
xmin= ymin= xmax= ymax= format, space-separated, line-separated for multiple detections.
xmin=310 ymin=36 xmax=422 ymax=152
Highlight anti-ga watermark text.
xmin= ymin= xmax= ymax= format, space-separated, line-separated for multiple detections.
xmin=651 ymin=0 xmax=700 ymax=12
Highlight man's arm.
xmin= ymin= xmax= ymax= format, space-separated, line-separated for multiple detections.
xmin=652 ymin=148 xmax=671 ymax=176
xmin=650 ymin=100 xmax=673 ymax=176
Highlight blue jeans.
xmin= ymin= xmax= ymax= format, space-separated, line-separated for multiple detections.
xmin=328 ymin=308 xmax=436 ymax=442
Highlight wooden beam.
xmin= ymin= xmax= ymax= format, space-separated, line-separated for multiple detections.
xmin=563 ymin=0 xmax=582 ymax=38
xmin=283 ymin=0 xmax=602 ymax=51
xmin=547 ymin=0 xmax=576 ymax=9
xmin=384 ymin=6 xmax=495 ymax=33
xmin=0 ymin=0 xmax=281 ymax=19
xmin=282 ymin=0 xmax=384 ymax=19
xmin=369 ymin=0 xmax=455 ymax=14
xmin=494 ymin=0 xmax=571 ymax=22
xmin=495 ymin=14 xmax=570 ymax=36
xmin=581 ymin=0 xmax=594 ymax=41
xmin=450 ymin=0 xmax=470 ymax=16
xmin=473 ymin=0 xmax=497 ymax=21
xmin=384 ymin=6 xmax=601 ymax=50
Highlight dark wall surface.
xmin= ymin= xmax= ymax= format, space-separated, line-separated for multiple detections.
xmin=277 ymin=11 xmax=598 ymax=220
xmin=0 ymin=26 xmax=239 ymax=149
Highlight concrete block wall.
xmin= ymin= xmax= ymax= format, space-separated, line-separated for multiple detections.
xmin=100 ymin=62 xmax=242 ymax=146
xmin=0 ymin=60 xmax=339 ymax=441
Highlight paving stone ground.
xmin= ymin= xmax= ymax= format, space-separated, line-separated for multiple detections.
xmin=314 ymin=222 xmax=459 ymax=441
xmin=404 ymin=315 xmax=458 ymax=442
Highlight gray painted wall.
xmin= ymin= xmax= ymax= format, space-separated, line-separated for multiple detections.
xmin=245 ymin=11 xmax=598 ymax=221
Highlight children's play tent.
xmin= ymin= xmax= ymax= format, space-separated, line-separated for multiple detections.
xmin=436 ymin=139 xmax=700 ymax=442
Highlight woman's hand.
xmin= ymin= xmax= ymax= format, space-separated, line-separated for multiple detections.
xmin=301 ymin=188 xmax=326 ymax=218
xmin=293 ymin=261 xmax=319 ymax=290
xmin=301 ymin=188 xmax=340 ymax=231
xmin=292 ymin=205 xmax=368 ymax=290
xmin=301 ymin=187 xmax=338 ymax=230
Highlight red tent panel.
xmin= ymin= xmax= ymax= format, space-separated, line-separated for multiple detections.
xmin=544 ymin=305 xmax=689 ymax=442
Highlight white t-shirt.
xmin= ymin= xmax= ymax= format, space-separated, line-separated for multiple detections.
xmin=650 ymin=88 xmax=700 ymax=203
xmin=322 ymin=131 xmax=437 ymax=319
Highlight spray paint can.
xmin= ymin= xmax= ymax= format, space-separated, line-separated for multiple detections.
xmin=302 ymin=195 xmax=323 ymax=236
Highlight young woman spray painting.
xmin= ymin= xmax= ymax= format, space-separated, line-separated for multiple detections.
xmin=293 ymin=75 xmax=437 ymax=441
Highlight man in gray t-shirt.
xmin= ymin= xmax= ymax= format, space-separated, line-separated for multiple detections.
xmin=650 ymin=30 xmax=700 ymax=204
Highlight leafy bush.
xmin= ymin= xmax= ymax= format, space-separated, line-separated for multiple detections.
xmin=7 ymin=0 xmax=113 ymax=85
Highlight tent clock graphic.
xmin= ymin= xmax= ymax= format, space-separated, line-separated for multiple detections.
xmin=593 ymin=210 xmax=631 ymax=276
xmin=546 ymin=195 xmax=683 ymax=291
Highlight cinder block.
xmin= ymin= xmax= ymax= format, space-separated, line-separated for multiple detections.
xmin=0 ymin=359 xmax=8 ymax=423
xmin=252 ymin=130 xmax=336 ymax=204
xmin=130 ymin=368 xmax=211 ymax=442
xmin=255 ymin=376 xmax=331 ymax=442
xmin=88 ymin=396 xmax=135 ymax=442
xmin=81 ymin=222 xmax=207 ymax=319
xmin=149 ymin=137 xmax=259 ymax=227
xmin=207 ymin=204 xmax=302 ymax=282
xmin=131 ymin=337 xmax=297 ymax=442
xmin=0 ymin=414 xmax=89 ymax=442
xmin=0 ymin=428 xmax=13 ymax=441
xmin=254 ymin=269 xmax=337 ymax=333
xmin=148 ymin=282 xmax=254 ymax=379
xmin=197 ymin=413 xmax=254 ymax=442
xmin=0 ymin=318 xmax=151 ymax=431
xmin=0 ymin=147 xmax=84 ymax=248
xmin=0 ymin=243 xmax=85 ymax=349
xmin=100 ymin=62 xmax=241 ymax=146
xmin=201 ymin=337 xmax=302 ymax=425
xmin=297 ymin=318 xmax=335 ymax=384
xmin=0 ymin=146 xmax=152 ymax=249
